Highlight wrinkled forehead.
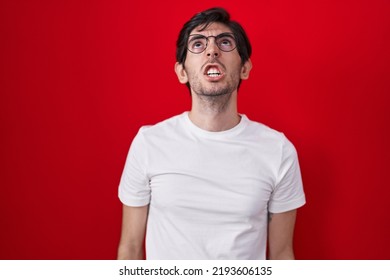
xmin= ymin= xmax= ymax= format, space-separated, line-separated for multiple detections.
xmin=190 ymin=22 xmax=233 ymax=36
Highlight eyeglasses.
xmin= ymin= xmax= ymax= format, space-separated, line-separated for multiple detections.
xmin=187 ymin=32 xmax=237 ymax=54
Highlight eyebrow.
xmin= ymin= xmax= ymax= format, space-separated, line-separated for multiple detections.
xmin=188 ymin=34 xmax=206 ymax=40
xmin=189 ymin=32 xmax=234 ymax=38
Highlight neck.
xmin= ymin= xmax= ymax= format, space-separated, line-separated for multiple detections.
xmin=189 ymin=91 xmax=240 ymax=132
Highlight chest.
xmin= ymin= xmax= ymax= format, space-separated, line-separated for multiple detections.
xmin=146 ymin=139 xmax=278 ymax=220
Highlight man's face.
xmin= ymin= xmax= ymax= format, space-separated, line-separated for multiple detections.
xmin=175 ymin=22 xmax=251 ymax=98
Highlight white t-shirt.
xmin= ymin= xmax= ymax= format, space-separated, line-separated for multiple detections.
xmin=118 ymin=112 xmax=305 ymax=259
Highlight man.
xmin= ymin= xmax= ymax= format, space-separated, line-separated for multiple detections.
xmin=117 ymin=7 xmax=305 ymax=260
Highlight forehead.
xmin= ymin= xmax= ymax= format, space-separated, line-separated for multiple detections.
xmin=190 ymin=22 xmax=232 ymax=36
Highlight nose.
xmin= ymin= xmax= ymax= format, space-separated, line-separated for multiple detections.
xmin=206 ymin=38 xmax=220 ymax=58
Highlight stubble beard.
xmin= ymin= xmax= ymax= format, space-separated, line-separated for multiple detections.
xmin=190 ymin=73 xmax=239 ymax=113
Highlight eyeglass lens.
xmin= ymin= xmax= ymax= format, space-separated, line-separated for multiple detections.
xmin=187 ymin=33 xmax=236 ymax=54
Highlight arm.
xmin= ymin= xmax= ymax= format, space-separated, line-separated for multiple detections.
xmin=117 ymin=204 xmax=149 ymax=260
xmin=267 ymin=209 xmax=297 ymax=260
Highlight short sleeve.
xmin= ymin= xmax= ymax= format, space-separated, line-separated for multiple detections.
xmin=118 ymin=127 xmax=151 ymax=207
xmin=268 ymin=136 xmax=306 ymax=213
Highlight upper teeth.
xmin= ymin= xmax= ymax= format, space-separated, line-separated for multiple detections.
xmin=207 ymin=69 xmax=221 ymax=76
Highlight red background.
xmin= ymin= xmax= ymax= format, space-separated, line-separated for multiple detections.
xmin=1 ymin=0 xmax=389 ymax=259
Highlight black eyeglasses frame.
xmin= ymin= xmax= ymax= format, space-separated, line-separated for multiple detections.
xmin=186 ymin=32 xmax=237 ymax=54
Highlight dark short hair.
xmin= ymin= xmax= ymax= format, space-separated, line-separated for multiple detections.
xmin=176 ymin=7 xmax=252 ymax=65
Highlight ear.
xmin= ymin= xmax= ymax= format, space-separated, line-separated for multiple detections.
xmin=240 ymin=59 xmax=252 ymax=80
xmin=174 ymin=62 xmax=189 ymax=84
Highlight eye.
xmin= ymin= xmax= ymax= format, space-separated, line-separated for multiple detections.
xmin=188 ymin=36 xmax=207 ymax=52
xmin=192 ymin=40 xmax=205 ymax=49
xmin=218 ymin=37 xmax=234 ymax=46
xmin=220 ymin=39 xmax=232 ymax=46
xmin=216 ymin=34 xmax=236 ymax=51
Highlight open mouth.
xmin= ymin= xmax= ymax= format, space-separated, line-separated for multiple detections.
xmin=207 ymin=69 xmax=221 ymax=77
xmin=204 ymin=65 xmax=222 ymax=77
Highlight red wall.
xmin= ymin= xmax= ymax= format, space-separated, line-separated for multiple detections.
xmin=1 ymin=0 xmax=389 ymax=259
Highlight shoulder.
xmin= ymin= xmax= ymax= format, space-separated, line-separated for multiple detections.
xmin=136 ymin=112 xmax=186 ymax=139
xmin=243 ymin=115 xmax=295 ymax=149
xmin=242 ymin=116 xmax=299 ymax=163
